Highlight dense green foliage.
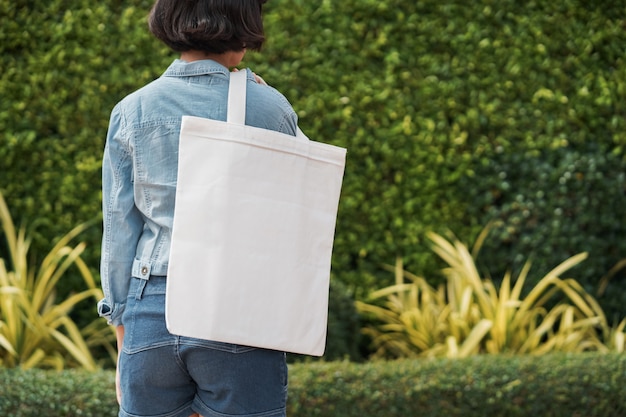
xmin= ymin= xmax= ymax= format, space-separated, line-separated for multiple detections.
xmin=1 ymin=0 xmax=625 ymax=337
xmin=1 ymin=354 xmax=624 ymax=416
xmin=0 ymin=368 xmax=117 ymax=416
xmin=0 ymin=0 xmax=171 ymax=296
xmin=253 ymin=0 xmax=626 ymax=316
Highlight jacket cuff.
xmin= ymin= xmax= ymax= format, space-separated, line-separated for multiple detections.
xmin=97 ymin=298 xmax=124 ymax=326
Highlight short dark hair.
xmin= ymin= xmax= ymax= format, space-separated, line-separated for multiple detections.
xmin=148 ymin=0 xmax=268 ymax=54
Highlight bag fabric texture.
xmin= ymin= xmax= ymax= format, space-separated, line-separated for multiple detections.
xmin=166 ymin=70 xmax=346 ymax=356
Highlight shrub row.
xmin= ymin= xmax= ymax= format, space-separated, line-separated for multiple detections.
xmin=1 ymin=353 xmax=624 ymax=417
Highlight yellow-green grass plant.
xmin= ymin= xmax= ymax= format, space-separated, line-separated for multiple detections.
xmin=0 ymin=192 xmax=115 ymax=370
xmin=357 ymin=229 xmax=624 ymax=358
xmin=594 ymin=258 xmax=626 ymax=353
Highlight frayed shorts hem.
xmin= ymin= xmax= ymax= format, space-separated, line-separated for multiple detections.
xmin=118 ymin=401 xmax=194 ymax=417
xmin=194 ymin=398 xmax=286 ymax=417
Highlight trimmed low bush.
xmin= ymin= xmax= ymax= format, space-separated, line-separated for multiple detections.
xmin=289 ymin=353 xmax=626 ymax=417
xmin=0 ymin=367 xmax=117 ymax=417
xmin=1 ymin=353 xmax=624 ymax=417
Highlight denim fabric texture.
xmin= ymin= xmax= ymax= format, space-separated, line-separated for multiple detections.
xmin=98 ymin=59 xmax=298 ymax=326
xmin=118 ymin=277 xmax=288 ymax=417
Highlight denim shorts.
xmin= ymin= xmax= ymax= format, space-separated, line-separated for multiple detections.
xmin=118 ymin=276 xmax=288 ymax=417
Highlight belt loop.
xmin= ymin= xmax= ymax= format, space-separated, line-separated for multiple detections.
xmin=135 ymin=278 xmax=149 ymax=300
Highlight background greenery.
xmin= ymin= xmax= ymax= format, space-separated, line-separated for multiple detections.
xmin=1 ymin=353 xmax=624 ymax=416
xmin=252 ymin=0 xmax=626 ymax=315
xmin=1 ymin=0 xmax=625 ymax=359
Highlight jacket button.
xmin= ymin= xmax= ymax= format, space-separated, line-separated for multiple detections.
xmin=141 ymin=266 xmax=148 ymax=275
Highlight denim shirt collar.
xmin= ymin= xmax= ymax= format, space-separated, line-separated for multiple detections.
xmin=162 ymin=59 xmax=230 ymax=78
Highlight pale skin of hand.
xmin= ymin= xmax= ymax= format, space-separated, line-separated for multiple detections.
xmin=115 ymin=50 xmax=264 ymax=417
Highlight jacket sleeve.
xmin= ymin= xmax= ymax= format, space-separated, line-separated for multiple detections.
xmin=98 ymin=104 xmax=143 ymax=326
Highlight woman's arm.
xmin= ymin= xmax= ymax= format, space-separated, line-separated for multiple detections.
xmin=115 ymin=325 xmax=125 ymax=404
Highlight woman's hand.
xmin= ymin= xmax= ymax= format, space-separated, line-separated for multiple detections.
xmin=115 ymin=325 xmax=125 ymax=405
xmin=252 ymin=72 xmax=267 ymax=85
xmin=233 ymin=68 xmax=267 ymax=85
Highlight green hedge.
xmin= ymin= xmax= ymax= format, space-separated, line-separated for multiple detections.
xmin=1 ymin=353 xmax=624 ymax=416
xmin=0 ymin=0 xmax=171 ymax=298
xmin=2 ymin=0 xmax=625 ymax=328
xmin=0 ymin=367 xmax=117 ymax=417
xmin=252 ymin=0 xmax=626 ymax=314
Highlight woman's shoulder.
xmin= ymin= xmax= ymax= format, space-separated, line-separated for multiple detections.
xmin=245 ymin=74 xmax=298 ymax=136
xmin=112 ymin=76 xmax=185 ymax=125
xmin=116 ymin=77 xmax=165 ymax=108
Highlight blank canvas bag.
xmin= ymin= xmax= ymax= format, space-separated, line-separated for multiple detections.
xmin=165 ymin=70 xmax=346 ymax=356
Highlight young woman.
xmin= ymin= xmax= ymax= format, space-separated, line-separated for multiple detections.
xmin=98 ymin=1 xmax=296 ymax=416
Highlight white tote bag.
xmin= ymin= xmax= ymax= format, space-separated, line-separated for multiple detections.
xmin=165 ymin=70 xmax=346 ymax=356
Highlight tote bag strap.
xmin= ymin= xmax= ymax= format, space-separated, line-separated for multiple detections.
xmin=227 ymin=70 xmax=247 ymax=125
xmin=227 ymin=69 xmax=308 ymax=140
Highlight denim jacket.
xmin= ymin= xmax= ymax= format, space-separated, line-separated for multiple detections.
xmin=98 ymin=59 xmax=298 ymax=326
